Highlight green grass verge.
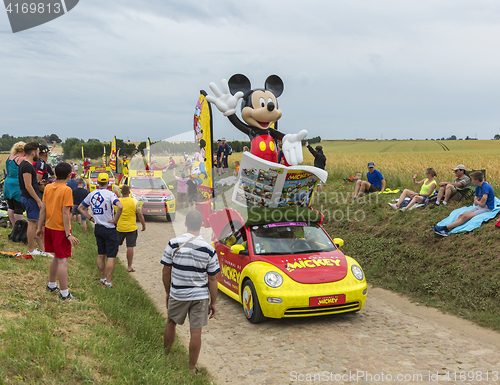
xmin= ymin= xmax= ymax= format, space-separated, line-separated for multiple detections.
xmin=318 ymin=180 xmax=500 ymax=330
xmin=0 ymin=225 xmax=212 ymax=385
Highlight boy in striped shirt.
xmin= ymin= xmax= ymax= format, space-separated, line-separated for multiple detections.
xmin=162 ymin=210 xmax=220 ymax=374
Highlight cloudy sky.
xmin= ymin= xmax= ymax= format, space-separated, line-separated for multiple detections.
xmin=1 ymin=0 xmax=500 ymax=142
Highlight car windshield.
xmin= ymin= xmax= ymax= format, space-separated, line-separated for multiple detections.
xmin=129 ymin=178 xmax=166 ymax=189
xmin=90 ymin=171 xmax=113 ymax=179
xmin=250 ymin=222 xmax=336 ymax=255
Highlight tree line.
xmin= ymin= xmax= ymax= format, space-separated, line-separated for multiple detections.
xmin=1 ymin=134 xmax=322 ymax=159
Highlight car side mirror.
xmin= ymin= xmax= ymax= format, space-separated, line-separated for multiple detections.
xmin=333 ymin=238 xmax=344 ymax=248
xmin=230 ymin=244 xmax=248 ymax=255
xmin=168 ymin=185 xmax=174 ymax=190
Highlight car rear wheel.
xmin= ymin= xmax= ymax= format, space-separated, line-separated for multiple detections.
xmin=242 ymin=280 xmax=266 ymax=324
xmin=166 ymin=213 xmax=175 ymax=222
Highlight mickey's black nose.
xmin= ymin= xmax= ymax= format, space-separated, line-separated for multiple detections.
xmin=267 ymin=101 xmax=275 ymax=112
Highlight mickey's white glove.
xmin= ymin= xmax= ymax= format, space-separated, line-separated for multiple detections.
xmin=282 ymin=130 xmax=308 ymax=166
xmin=206 ymin=79 xmax=244 ymax=117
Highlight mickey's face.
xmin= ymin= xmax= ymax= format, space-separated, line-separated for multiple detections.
xmin=241 ymin=90 xmax=282 ymax=130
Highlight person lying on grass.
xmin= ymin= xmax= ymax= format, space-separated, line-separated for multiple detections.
xmin=432 ymin=171 xmax=494 ymax=236
xmin=389 ymin=168 xmax=437 ymax=211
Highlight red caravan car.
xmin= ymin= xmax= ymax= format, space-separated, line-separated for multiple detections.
xmin=84 ymin=166 xmax=115 ymax=192
xmin=209 ymin=207 xmax=367 ymax=323
xmin=119 ymin=170 xmax=177 ymax=221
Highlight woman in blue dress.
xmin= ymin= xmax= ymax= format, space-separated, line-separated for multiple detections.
xmin=4 ymin=142 xmax=25 ymax=227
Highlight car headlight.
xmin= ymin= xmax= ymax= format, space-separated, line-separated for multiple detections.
xmin=165 ymin=195 xmax=175 ymax=201
xmin=264 ymin=271 xmax=283 ymax=288
xmin=131 ymin=193 xmax=143 ymax=202
xmin=351 ymin=265 xmax=364 ymax=281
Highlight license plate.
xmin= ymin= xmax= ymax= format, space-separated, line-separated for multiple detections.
xmin=309 ymin=294 xmax=346 ymax=307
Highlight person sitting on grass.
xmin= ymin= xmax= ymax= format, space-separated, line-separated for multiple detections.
xmin=389 ymin=168 xmax=437 ymax=211
xmin=353 ymin=162 xmax=386 ymax=200
xmin=167 ymin=157 xmax=176 ymax=170
xmin=429 ymin=164 xmax=471 ymax=208
xmin=432 ymin=171 xmax=494 ymax=236
xmin=37 ymin=162 xmax=80 ymax=301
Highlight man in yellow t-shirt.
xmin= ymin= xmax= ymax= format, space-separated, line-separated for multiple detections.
xmin=117 ymin=184 xmax=146 ymax=272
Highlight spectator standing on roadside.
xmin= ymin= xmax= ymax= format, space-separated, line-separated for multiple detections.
xmin=83 ymin=157 xmax=91 ymax=174
xmin=117 ymin=185 xmax=146 ymax=273
xmin=218 ymin=138 xmax=231 ymax=174
xmin=78 ymin=173 xmax=123 ymax=288
xmin=173 ymin=170 xmax=190 ymax=210
xmin=4 ymin=142 xmax=25 ymax=228
xmin=306 ymin=141 xmax=326 ymax=192
xmin=66 ymin=172 xmax=78 ymax=191
xmin=72 ymin=178 xmax=89 ymax=233
xmin=162 ymin=210 xmax=220 ymax=374
xmin=215 ymin=140 xmax=223 ymax=175
xmin=186 ymin=178 xmax=198 ymax=210
xmin=233 ymin=161 xmax=240 ymax=177
xmin=277 ymin=143 xmax=285 ymax=164
xmin=37 ymin=162 xmax=80 ymax=301
xmin=35 ymin=145 xmax=55 ymax=193
xmin=19 ymin=142 xmax=47 ymax=256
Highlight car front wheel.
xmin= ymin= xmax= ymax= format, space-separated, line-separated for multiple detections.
xmin=166 ymin=213 xmax=175 ymax=222
xmin=242 ymin=280 xmax=266 ymax=324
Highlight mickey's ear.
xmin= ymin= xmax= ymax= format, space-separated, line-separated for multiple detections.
xmin=265 ymin=75 xmax=284 ymax=98
xmin=228 ymin=74 xmax=251 ymax=96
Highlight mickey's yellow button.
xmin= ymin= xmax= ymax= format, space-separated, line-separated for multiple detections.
xmin=259 ymin=141 xmax=266 ymax=152
xmin=270 ymin=141 xmax=275 ymax=151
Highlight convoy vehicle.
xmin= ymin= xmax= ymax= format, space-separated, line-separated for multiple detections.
xmin=209 ymin=207 xmax=367 ymax=323
xmin=120 ymin=170 xmax=176 ymax=221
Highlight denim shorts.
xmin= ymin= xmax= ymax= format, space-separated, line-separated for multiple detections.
xmin=21 ymin=196 xmax=40 ymax=221
xmin=72 ymin=205 xmax=87 ymax=221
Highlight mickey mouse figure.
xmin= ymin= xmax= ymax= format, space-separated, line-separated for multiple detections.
xmin=206 ymin=74 xmax=307 ymax=166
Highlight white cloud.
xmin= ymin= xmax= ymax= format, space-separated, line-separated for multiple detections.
xmin=1 ymin=0 xmax=500 ymax=141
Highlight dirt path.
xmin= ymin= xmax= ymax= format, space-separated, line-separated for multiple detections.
xmin=118 ymin=216 xmax=500 ymax=384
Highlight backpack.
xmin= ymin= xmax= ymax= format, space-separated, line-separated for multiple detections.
xmin=227 ymin=144 xmax=232 ymax=155
xmin=9 ymin=219 xmax=28 ymax=243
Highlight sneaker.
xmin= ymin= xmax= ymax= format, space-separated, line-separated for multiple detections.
xmin=29 ymin=249 xmax=53 ymax=257
xmin=435 ymin=229 xmax=449 ymax=237
xmin=388 ymin=203 xmax=398 ymax=210
xmin=433 ymin=225 xmax=444 ymax=232
xmin=104 ymin=282 xmax=114 ymax=289
xmin=46 ymin=285 xmax=60 ymax=293
xmin=59 ymin=293 xmax=76 ymax=301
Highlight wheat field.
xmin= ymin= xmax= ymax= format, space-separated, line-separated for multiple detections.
xmin=301 ymin=140 xmax=500 ymax=190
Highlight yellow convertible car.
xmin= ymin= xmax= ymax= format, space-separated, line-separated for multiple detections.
xmin=209 ymin=207 xmax=367 ymax=323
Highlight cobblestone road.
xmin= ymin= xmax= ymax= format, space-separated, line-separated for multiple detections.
xmin=121 ymin=218 xmax=500 ymax=385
